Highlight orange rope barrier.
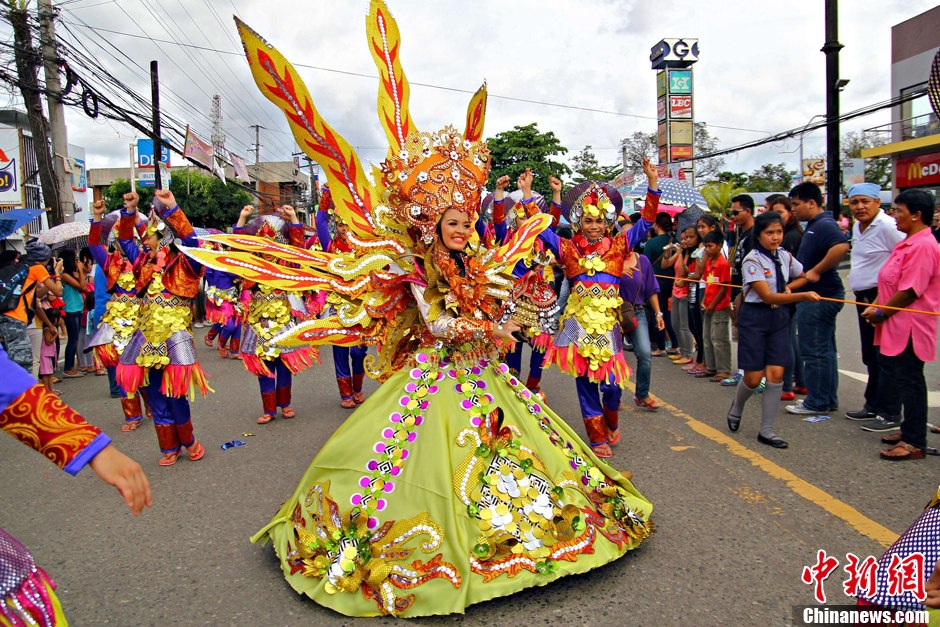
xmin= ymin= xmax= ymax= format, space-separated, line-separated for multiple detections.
xmin=651 ymin=273 xmax=940 ymax=317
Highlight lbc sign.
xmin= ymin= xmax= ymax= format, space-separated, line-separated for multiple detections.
xmin=650 ymin=38 xmax=699 ymax=69
xmin=137 ymin=138 xmax=171 ymax=169
xmin=669 ymin=95 xmax=692 ymax=119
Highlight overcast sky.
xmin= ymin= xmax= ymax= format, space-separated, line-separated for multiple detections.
xmin=3 ymin=0 xmax=938 ymax=182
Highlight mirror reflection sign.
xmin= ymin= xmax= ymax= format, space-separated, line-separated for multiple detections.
xmin=669 ymin=70 xmax=692 ymax=94
xmin=657 ymin=96 xmax=667 ymax=122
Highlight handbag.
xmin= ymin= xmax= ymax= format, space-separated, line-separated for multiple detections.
xmin=620 ymin=300 xmax=638 ymax=335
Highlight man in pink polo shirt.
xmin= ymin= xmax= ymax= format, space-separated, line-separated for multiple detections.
xmin=861 ymin=189 xmax=940 ymax=461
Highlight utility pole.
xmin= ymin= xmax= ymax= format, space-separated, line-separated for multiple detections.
xmin=250 ymin=125 xmax=262 ymax=164
xmin=822 ymin=0 xmax=843 ymax=217
xmin=151 ymin=60 xmax=162 ymax=190
xmin=9 ymin=5 xmax=62 ymax=226
xmin=38 ymin=0 xmax=74 ymax=223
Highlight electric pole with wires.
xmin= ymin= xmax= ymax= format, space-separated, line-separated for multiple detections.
xmin=38 ymin=0 xmax=74 ymax=223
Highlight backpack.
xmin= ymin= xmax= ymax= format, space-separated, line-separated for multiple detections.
xmin=0 ymin=261 xmax=33 ymax=313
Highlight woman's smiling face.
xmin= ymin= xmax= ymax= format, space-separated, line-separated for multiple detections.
xmin=439 ymin=208 xmax=472 ymax=251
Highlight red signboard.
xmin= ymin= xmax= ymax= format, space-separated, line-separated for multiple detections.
xmin=896 ymin=153 xmax=940 ymax=187
xmin=670 ymin=145 xmax=693 ymax=160
xmin=669 ymin=95 xmax=692 ymax=119
xmin=658 ymin=146 xmax=668 ymax=163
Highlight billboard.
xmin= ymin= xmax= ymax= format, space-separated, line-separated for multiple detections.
xmin=896 ymin=153 xmax=940 ymax=187
xmin=802 ymin=158 xmax=826 ymax=187
xmin=668 ymin=70 xmax=692 ymax=94
xmin=137 ymin=138 xmax=171 ymax=168
xmin=658 ymin=146 xmax=668 ymax=163
xmin=842 ymin=158 xmax=865 ymax=187
xmin=670 ymin=145 xmax=693 ymax=160
xmin=656 ymin=71 xmax=667 ymax=98
xmin=669 ymin=95 xmax=692 ymax=119
xmin=657 ymin=96 xmax=667 ymax=121
xmin=670 ymin=121 xmax=694 ymax=145
xmin=657 ymin=121 xmax=668 ymax=147
xmin=0 ymin=128 xmax=21 ymax=206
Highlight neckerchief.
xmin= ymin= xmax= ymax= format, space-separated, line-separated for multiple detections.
xmin=755 ymin=242 xmax=786 ymax=293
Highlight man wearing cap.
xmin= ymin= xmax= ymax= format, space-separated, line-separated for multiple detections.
xmin=843 ymin=183 xmax=905 ymax=432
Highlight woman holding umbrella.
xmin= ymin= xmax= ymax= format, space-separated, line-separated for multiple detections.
xmin=533 ymin=158 xmax=661 ymax=457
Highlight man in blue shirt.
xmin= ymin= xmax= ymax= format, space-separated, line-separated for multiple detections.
xmin=785 ymin=182 xmax=850 ymax=415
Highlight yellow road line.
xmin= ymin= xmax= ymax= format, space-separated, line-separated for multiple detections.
xmin=637 ymin=383 xmax=900 ymax=547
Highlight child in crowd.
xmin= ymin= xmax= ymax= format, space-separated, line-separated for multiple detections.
xmin=726 ymin=212 xmax=819 ymax=449
xmin=702 ymin=231 xmax=732 ymax=381
xmin=39 ymin=307 xmax=61 ymax=394
xmin=662 ymin=226 xmax=701 ymax=367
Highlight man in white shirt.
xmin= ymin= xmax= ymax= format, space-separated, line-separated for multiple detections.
xmin=843 ymin=183 xmax=905 ymax=431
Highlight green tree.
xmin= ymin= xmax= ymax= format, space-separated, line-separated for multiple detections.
xmin=744 ymin=162 xmax=796 ymax=192
xmin=701 ymin=180 xmax=746 ymax=215
xmin=101 ymin=180 xmax=154 ymax=212
xmin=486 ymin=123 xmax=570 ymax=199
xmin=100 ymin=171 xmax=252 ymax=229
xmin=716 ymin=171 xmax=749 ymax=188
xmin=570 ymin=145 xmax=622 ymax=184
xmin=169 ymin=169 xmax=253 ymax=229
xmin=841 ymin=130 xmax=892 ymax=189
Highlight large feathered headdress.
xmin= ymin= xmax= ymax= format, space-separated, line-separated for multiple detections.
xmin=235 ymin=0 xmax=490 ymax=252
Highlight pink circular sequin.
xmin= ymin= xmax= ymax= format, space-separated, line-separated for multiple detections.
xmin=470 ymin=417 xmax=482 ymax=427
xmin=382 ymin=428 xmax=394 ymax=439
xmin=384 ymin=482 xmax=394 ymax=493
xmin=405 ymin=382 xmax=417 ymax=393
xmin=352 ymin=494 xmax=363 ymax=505
xmin=374 ymin=443 xmax=385 ymax=454
xmin=376 ymin=499 xmax=387 ymax=510
xmin=460 ymin=400 xmax=474 ymax=410
xmin=367 ymin=460 xmax=379 ymax=471
xmin=359 ymin=477 xmax=371 ymax=488
xmin=410 ymin=368 xmax=422 ymax=379
xmin=499 ymin=363 xmax=509 ymax=374
xmin=407 ymin=432 xmax=417 ymax=442
xmin=390 ymin=412 xmax=402 ymax=423
xmin=416 ymin=353 xmax=428 ymax=364
xmin=368 ymin=517 xmax=378 ymax=529
xmin=390 ymin=466 xmax=401 ymax=476
xmin=401 ymin=449 xmax=409 ymax=460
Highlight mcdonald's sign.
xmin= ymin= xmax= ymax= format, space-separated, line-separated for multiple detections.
xmin=897 ymin=153 xmax=940 ymax=187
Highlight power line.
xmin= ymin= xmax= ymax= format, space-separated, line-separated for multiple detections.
xmin=54 ymin=19 xmax=771 ymax=135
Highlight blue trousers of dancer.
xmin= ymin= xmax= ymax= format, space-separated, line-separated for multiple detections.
xmin=575 ymin=374 xmax=622 ymax=446
xmin=145 ymin=368 xmax=195 ymax=454
xmin=258 ymin=357 xmax=293 ymax=417
xmin=332 ymin=345 xmax=367 ymax=400
xmin=505 ymin=343 xmax=545 ymax=390
xmin=220 ymin=317 xmax=241 ymax=342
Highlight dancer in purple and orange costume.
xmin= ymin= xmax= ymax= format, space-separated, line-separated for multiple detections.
xmin=534 ymin=159 xmax=660 ymax=458
xmin=234 ymin=203 xmax=320 ymax=424
xmin=116 ymin=190 xmax=209 ymax=466
xmin=315 ymin=186 xmax=368 ymax=409
xmin=85 ymin=199 xmax=152 ymax=432
xmin=203 ymin=263 xmax=242 ymax=359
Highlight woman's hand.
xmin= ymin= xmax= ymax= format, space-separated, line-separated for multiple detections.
xmin=493 ymin=320 xmax=523 ymax=342
xmin=278 ymin=204 xmax=298 ymax=223
xmin=495 ymin=175 xmax=510 ymax=192
xmin=517 ymin=168 xmax=534 ymax=199
xmin=88 ymin=444 xmax=153 ymax=516
xmin=236 ymin=205 xmax=254 ymax=227
xmin=642 ymin=157 xmax=658 ymax=190
xmin=801 ymin=291 xmax=822 ymax=303
xmin=54 ymin=257 xmax=64 ymax=275
xmin=655 ymin=315 xmax=665 ymax=331
xmin=92 ymin=200 xmax=106 ymax=220
xmin=123 ymin=192 xmax=139 ymax=213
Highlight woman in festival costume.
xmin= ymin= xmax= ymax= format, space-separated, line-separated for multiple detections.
xmin=116 ymin=190 xmax=209 ymax=466
xmin=203 ymin=261 xmax=242 ymax=359
xmin=535 ymin=160 xmax=660 ymax=458
xmin=178 ymin=7 xmax=652 ymax=617
xmin=490 ymin=174 xmax=562 ymax=397
xmin=314 ymin=185 xmax=370 ymax=408
xmin=234 ymin=204 xmax=320 ymax=424
xmin=85 ymin=199 xmax=152 ymax=432
xmin=0 ymin=344 xmax=151 ymax=625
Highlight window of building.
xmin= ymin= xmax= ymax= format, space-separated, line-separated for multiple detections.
xmin=900 ymin=82 xmax=939 ymax=140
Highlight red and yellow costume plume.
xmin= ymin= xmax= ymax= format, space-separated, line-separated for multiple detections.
xmin=174 ymin=2 xmax=652 ymax=616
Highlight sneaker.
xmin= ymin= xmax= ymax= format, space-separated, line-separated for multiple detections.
xmin=194 ymin=322 xmax=206 ymax=329
xmin=720 ymin=372 xmax=743 ymax=387
xmin=786 ymin=400 xmax=827 ymax=415
xmin=845 ymin=409 xmax=876 ymax=421
xmin=793 ymin=386 xmax=809 ymax=395
xmin=859 ymin=416 xmax=901 ymax=433
xmin=780 ymin=391 xmax=796 ymax=401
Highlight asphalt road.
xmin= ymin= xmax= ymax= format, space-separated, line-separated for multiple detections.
xmin=2 ymin=287 xmax=938 ymax=626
